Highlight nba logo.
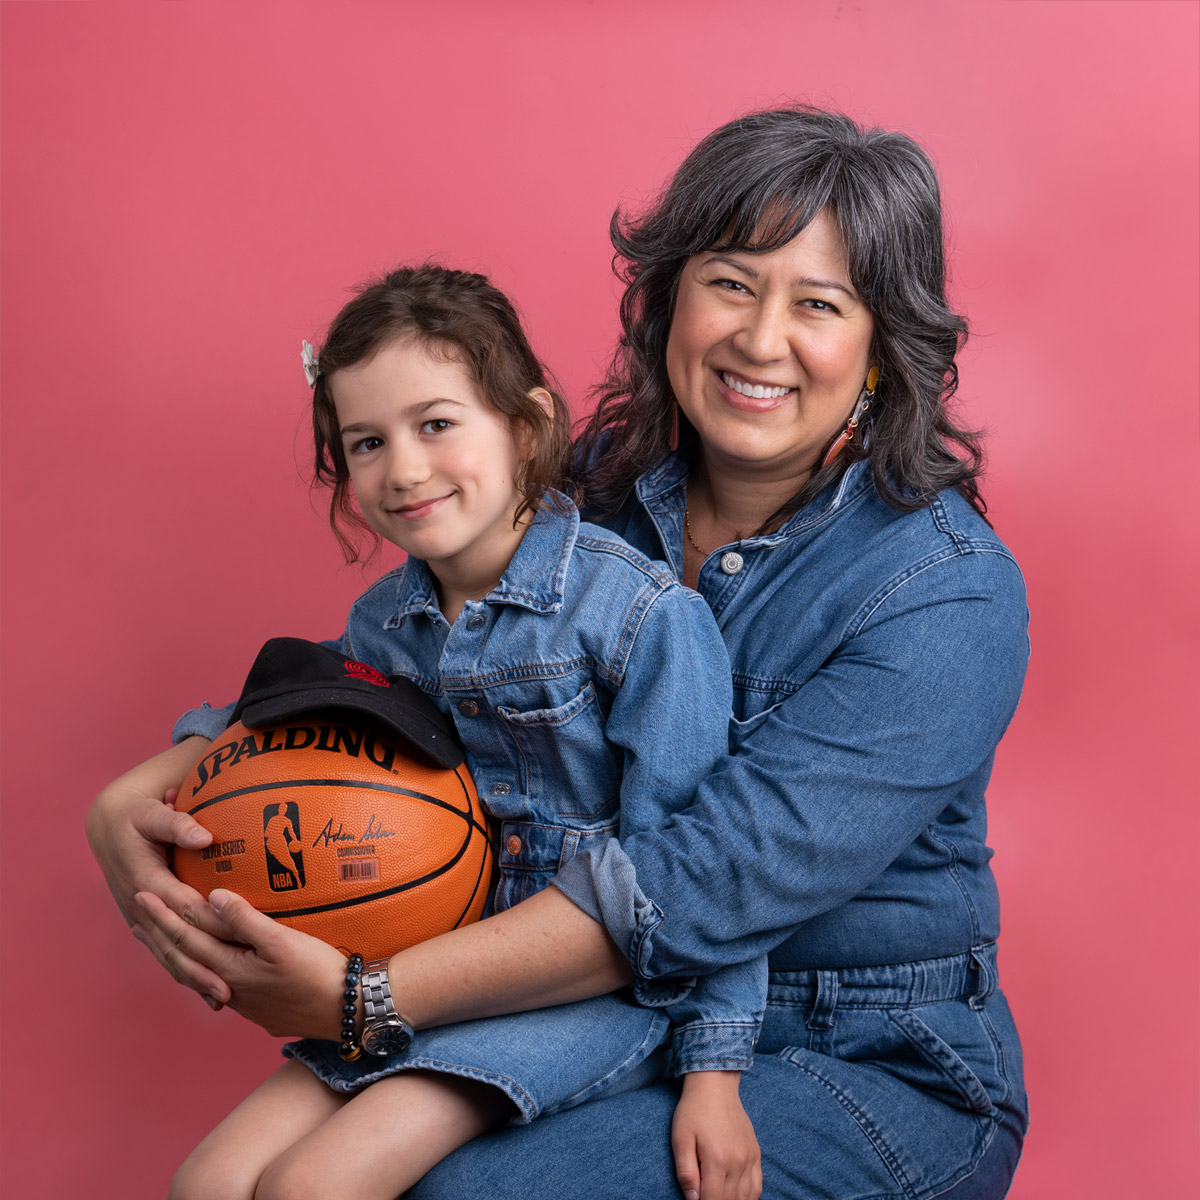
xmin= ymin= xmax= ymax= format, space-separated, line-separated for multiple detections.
xmin=262 ymin=801 xmax=306 ymax=891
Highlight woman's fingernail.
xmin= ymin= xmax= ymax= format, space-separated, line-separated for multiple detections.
xmin=684 ymin=1191 xmax=699 ymax=1200
xmin=203 ymin=994 xmax=219 ymax=1010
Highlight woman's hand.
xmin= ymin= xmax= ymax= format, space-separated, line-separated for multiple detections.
xmin=671 ymin=1071 xmax=762 ymax=1200
xmin=87 ymin=738 xmax=238 ymax=1001
xmin=133 ymin=888 xmax=348 ymax=1039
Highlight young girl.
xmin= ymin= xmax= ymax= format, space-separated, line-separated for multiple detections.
xmin=164 ymin=265 xmax=766 ymax=1200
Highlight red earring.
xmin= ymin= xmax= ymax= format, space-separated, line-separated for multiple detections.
xmin=819 ymin=366 xmax=879 ymax=471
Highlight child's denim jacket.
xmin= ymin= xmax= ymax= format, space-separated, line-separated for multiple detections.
xmin=175 ymin=497 xmax=767 ymax=1073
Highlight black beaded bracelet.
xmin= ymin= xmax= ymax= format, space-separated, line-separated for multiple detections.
xmin=338 ymin=953 xmax=364 ymax=1061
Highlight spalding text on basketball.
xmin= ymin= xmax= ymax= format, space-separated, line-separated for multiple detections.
xmin=190 ymin=723 xmax=402 ymax=796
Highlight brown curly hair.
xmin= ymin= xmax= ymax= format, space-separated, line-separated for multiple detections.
xmin=310 ymin=264 xmax=572 ymax=562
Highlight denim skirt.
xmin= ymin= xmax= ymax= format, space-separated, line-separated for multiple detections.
xmin=284 ymin=989 xmax=671 ymax=1125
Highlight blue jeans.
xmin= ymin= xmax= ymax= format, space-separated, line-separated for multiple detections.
xmin=409 ymin=945 xmax=1026 ymax=1200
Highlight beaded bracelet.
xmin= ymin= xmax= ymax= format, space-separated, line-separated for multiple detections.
xmin=338 ymin=953 xmax=364 ymax=1061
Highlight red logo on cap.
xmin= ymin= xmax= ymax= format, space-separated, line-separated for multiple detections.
xmin=344 ymin=660 xmax=389 ymax=687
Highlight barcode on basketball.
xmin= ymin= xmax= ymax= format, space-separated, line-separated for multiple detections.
xmin=338 ymin=859 xmax=380 ymax=883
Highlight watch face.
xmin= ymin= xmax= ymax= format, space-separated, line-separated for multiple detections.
xmin=362 ymin=1019 xmax=412 ymax=1056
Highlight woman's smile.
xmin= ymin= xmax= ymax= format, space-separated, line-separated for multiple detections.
xmin=715 ymin=369 xmax=796 ymax=411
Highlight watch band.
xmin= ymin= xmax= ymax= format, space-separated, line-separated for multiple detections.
xmin=362 ymin=958 xmax=397 ymax=1023
xmin=360 ymin=958 xmax=415 ymax=1056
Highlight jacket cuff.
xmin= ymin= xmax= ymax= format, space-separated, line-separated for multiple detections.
xmin=171 ymin=701 xmax=234 ymax=744
xmin=552 ymin=840 xmax=693 ymax=1007
xmin=670 ymin=1022 xmax=760 ymax=1075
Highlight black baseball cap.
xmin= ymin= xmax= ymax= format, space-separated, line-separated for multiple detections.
xmin=229 ymin=637 xmax=465 ymax=769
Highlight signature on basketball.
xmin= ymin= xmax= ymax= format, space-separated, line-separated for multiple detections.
xmin=313 ymin=813 xmax=398 ymax=848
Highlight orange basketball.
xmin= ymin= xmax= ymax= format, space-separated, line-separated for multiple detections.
xmin=173 ymin=714 xmax=493 ymax=959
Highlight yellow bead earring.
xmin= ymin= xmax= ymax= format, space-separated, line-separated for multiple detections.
xmin=819 ymin=366 xmax=879 ymax=471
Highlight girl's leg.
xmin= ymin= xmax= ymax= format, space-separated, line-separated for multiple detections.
xmin=169 ymin=1059 xmax=346 ymax=1200
xmin=255 ymin=1070 xmax=512 ymax=1200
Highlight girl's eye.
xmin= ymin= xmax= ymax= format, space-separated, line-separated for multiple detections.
xmin=348 ymin=436 xmax=383 ymax=455
xmin=421 ymin=419 xmax=453 ymax=435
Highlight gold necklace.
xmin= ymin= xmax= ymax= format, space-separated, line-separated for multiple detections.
xmin=683 ymin=506 xmax=711 ymax=557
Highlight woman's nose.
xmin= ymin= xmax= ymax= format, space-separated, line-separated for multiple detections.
xmin=733 ymin=297 xmax=790 ymax=363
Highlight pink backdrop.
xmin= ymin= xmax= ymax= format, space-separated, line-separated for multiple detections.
xmin=2 ymin=2 xmax=1197 ymax=1196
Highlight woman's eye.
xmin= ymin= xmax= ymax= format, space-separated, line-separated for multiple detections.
xmin=803 ymin=298 xmax=839 ymax=313
xmin=712 ymin=277 xmax=750 ymax=293
xmin=421 ymin=419 xmax=453 ymax=434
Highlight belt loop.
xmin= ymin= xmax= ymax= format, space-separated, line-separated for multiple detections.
xmin=968 ymin=947 xmax=996 ymax=1011
xmin=558 ymin=830 xmax=580 ymax=869
xmin=806 ymin=970 xmax=839 ymax=1031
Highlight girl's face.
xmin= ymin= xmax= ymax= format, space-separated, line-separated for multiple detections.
xmin=329 ymin=337 xmax=529 ymax=600
xmin=665 ymin=208 xmax=875 ymax=491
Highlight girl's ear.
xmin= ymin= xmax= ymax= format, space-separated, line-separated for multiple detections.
xmin=526 ymin=387 xmax=555 ymax=419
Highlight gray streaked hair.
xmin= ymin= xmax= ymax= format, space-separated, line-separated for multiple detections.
xmin=576 ymin=106 xmax=986 ymax=526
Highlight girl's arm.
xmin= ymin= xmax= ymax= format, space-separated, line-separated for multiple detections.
xmin=136 ymin=545 xmax=1027 ymax=1037
xmin=87 ymin=736 xmax=237 ymax=999
xmin=133 ymin=879 xmax=630 ymax=1039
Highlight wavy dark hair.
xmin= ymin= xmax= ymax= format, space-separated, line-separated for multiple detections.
xmin=575 ymin=107 xmax=986 ymax=527
xmin=311 ymin=264 xmax=572 ymax=562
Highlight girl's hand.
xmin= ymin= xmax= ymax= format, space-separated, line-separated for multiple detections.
xmin=87 ymin=738 xmax=237 ymax=1001
xmin=671 ymin=1071 xmax=762 ymax=1200
xmin=133 ymin=888 xmax=348 ymax=1039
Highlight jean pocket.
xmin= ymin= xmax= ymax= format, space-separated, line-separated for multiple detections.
xmin=498 ymin=683 xmax=620 ymax=817
xmin=887 ymin=1004 xmax=999 ymax=1116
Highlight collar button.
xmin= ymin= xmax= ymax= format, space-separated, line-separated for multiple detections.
xmin=720 ymin=551 xmax=745 ymax=575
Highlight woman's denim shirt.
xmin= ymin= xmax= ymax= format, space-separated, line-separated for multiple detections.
xmin=174 ymin=498 xmax=766 ymax=1073
xmin=554 ymin=454 xmax=1030 ymax=985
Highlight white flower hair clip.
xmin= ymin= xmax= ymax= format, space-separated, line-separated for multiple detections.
xmin=301 ymin=340 xmax=320 ymax=388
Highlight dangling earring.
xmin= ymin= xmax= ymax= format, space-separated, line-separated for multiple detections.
xmin=668 ymin=401 xmax=681 ymax=453
xmin=819 ymin=365 xmax=879 ymax=471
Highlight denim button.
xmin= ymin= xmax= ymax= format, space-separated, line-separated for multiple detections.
xmin=720 ymin=551 xmax=744 ymax=575
xmin=490 ymin=782 xmax=512 ymax=795
xmin=505 ymin=834 xmax=522 ymax=855
xmin=458 ymin=699 xmax=479 ymax=717
xmin=466 ymin=614 xmax=486 ymax=631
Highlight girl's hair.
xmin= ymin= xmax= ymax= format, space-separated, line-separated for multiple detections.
xmin=311 ymin=264 xmax=571 ymax=561
xmin=575 ymin=106 xmax=987 ymax=527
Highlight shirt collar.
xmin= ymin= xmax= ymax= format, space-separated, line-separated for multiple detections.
xmin=634 ymin=450 xmax=873 ymax=545
xmin=389 ymin=492 xmax=577 ymax=622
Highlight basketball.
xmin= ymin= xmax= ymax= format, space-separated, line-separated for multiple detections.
xmin=173 ymin=713 xmax=493 ymax=959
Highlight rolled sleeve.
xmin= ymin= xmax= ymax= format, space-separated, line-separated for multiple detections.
xmin=171 ymin=700 xmax=235 ymax=744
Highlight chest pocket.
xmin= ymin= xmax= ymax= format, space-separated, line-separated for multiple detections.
xmin=497 ymin=681 xmax=621 ymax=819
xmin=728 ymin=688 xmax=793 ymax=752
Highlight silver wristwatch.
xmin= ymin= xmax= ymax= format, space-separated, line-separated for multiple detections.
xmin=360 ymin=958 xmax=415 ymax=1056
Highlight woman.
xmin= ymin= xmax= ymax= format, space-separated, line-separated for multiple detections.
xmin=91 ymin=107 xmax=1029 ymax=1199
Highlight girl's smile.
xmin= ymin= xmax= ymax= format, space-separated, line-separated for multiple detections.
xmin=328 ymin=337 xmax=532 ymax=619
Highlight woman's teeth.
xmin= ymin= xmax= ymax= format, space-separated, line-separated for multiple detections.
xmin=721 ymin=372 xmax=792 ymax=399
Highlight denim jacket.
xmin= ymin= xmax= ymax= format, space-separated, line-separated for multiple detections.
xmin=174 ymin=497 xmax=766 ymax=1073
xmin=554 ymin=454 xmax=1030 ymax=986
